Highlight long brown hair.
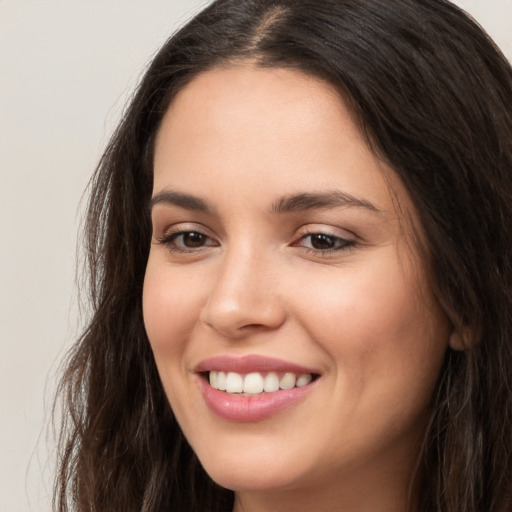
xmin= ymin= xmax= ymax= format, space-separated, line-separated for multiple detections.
xmin=54 ymin=1 xmax=512 ymax=510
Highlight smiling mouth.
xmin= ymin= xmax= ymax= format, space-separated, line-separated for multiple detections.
xmin=196 ymin=357 xmax=320 ymax=421
xmin=206 ymin=370 xmax=319 ymax=395
xmin=195 ymin=355 xmax=321 ymax=420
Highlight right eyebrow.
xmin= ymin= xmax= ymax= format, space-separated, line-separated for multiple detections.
xmin=149 ymin=190 xmax=214 ymax=213
xmin=271 ymin=190 xmax=381 ymax=214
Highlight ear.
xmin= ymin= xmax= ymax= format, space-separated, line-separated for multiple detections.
xmin=448 ymin=325 xmax=477 ymax=351
xmin=448 ymin=330 xmax=465 ymax=351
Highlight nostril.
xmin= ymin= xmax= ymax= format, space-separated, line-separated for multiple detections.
xmin=241 ymin=323 xmax=265 ymax=330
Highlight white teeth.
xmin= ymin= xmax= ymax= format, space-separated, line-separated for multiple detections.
xmin=279 ymin=372 xmax=296 ymax=390
xmin=209 ymin=370 xmax=314 ymax=394
xmin=243 ymin=372 xmax=264 ymax=394
xmin=263 ymin=372 xmax=279 ymax=392
xmin=296 ymin=373 xmax=312 ymax=387
xmin=225 ymin=372 xmax=244 ymax=393
xmin=216 ymin=371 xmax=227 ymax=391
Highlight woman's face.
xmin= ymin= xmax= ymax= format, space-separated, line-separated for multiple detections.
xmin=143 ymin=66 xmax=451 ymax=503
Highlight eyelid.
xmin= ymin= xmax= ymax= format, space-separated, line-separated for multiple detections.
xmin=155 ymin=222 xmax=214 ymax=239
xmin=290 ymin=224 xmax=357 ymax=255
xmin=155 ymin=222 xmax=219 ymax=253
xmin=295 ymin=224 xmax=356 ymax=241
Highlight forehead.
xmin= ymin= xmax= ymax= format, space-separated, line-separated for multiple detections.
xmin=155 ymin=65 xmax=352 ymax=162
xmin=153 ymin=65 xmax=416 ymax=229
xmin=162 ymin=64 xmax=346 ymax=131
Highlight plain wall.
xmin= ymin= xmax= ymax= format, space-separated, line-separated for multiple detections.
xmin=0 ymin=1 xmax=510 ymax=511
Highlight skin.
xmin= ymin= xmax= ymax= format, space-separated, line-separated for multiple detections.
xmin=143 ymin=65 xmax=453 ymax=512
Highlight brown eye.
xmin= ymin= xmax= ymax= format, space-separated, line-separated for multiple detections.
xmin=309 ymin=234 xmax=337 ymax=250
xmin=157 ymin=229 xmax=218 ymax=253
xmin=180 ymin=231 xmax=207 ymax=248
xmin=295 ymin=232 xmax=355 ymax=254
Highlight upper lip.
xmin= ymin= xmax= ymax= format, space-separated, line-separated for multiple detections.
xmin=195 ymin=355 xmax=319 ymax=375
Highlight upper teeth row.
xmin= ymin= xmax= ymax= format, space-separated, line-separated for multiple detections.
xmin=209 ymin=371 xmax=313 ymax=395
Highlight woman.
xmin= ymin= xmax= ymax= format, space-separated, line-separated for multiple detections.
xmin=54 ymin=0 xmax=512 ymax=511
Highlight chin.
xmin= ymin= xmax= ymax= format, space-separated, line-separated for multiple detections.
xmin=190 ymin=433 xmax=320 ymax=493
xmin=204 ymin=461 xmax=308 ymax=493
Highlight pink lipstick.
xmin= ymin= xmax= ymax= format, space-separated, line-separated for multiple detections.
xmin=196 ymin=355 xmax=319 ymax=422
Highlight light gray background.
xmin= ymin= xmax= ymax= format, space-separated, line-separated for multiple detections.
xmin=0 ymin=1 xmax=510 ymax=511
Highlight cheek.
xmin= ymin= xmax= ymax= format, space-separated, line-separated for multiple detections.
xmin=142 ymin=257 xmax=203 ymax=360
xmin=289 ymin=258 xmax=450 ymax=462
xmin=142 ymin=259 xmax=207 ymax=421
xmin=292 ymin=255 xmax=449 ymax=391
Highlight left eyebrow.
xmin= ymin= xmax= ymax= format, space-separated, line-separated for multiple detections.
xmin=148 ymin=190 xmax=215 ymax=213
xmin=270 ymin=191 xmax=381 ymax=214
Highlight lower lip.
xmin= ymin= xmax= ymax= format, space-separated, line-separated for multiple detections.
xmin=198 ymin=376 xmax=316 ymax=422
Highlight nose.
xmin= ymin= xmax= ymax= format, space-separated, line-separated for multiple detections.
xmin=200 ymin=246 xmax=286 ymax=339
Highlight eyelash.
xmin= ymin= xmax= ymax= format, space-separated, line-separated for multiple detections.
xmin=293 ymin=231 xmax=355 ymax=255
xmin=156 ymin=229 xmax=355 ymax=255
xmin=156 ymin=230 xmax=217 ymax=253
